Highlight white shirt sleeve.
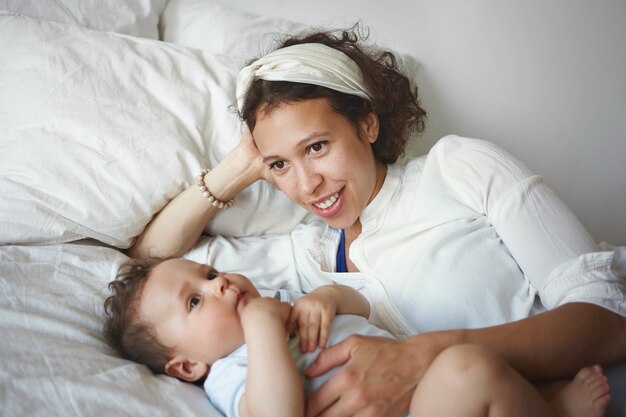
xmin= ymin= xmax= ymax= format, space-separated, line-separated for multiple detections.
xmin=432 ymin=136 xmax=626 ymax=315
xmin=542 ymin=249 xmax=626 ymax=312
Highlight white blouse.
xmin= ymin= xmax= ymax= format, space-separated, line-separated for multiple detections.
xmin=186 ymin=135 xmax=626 ymax=339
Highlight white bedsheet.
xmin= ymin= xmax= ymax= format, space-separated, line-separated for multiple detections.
xmin=0 ymin=243 xmax=223 ymax=416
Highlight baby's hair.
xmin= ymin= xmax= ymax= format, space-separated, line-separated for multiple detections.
xmin=102 ymin=258 xmax=172 ymax=374
xmin=240 ymin=22 xmax=427 ymax=163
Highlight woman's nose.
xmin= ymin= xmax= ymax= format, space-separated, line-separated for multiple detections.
xmin=296 ymin=164 xmax=322 ymax=195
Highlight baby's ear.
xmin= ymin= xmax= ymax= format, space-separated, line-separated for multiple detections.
xmin=164 ymin=356 xmax=210 ymax=382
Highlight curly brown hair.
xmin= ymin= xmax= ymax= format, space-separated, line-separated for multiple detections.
xmin=102 ymin=258 xmax=173 ymax=375
xmin=239 ymin=23 xmax=427 ymax=164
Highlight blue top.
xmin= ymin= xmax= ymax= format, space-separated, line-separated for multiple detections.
xmin=336 ymin=229 xmax=348 ymax=273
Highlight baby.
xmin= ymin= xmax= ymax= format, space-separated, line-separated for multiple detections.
xmin=103 ymin=257 xmax=611 ymax=417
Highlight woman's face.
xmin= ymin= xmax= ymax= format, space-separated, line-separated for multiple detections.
xmin=252 ymin=98 xmax=386 ymax=230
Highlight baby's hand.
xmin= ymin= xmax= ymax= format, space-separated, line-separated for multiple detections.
xmin=241 ymin=297 xmax=291 ymax=328
xmin=287 ymin=290 xmax=338 ymax=352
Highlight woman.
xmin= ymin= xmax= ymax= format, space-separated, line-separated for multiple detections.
xmin=130 ymin=26 xmax=626 ymax=417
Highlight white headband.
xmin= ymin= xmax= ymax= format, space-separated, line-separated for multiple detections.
xmin=235 ymin=43 xmax=371 ymax=112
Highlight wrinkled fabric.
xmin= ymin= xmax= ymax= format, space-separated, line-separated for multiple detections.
xmin=236 ymin=43 xmax=371 ymax=111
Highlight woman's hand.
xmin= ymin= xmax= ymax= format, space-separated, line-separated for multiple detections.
xmin=304 ymin=331 xmax=458 ymax=417
xmin=287 ymin=290 xmax=338 ymax=353
xmin=227 ymin=127 xmax=275 ymax=186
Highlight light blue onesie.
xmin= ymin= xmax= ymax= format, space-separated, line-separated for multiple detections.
xmin=204 ymin=289 xmax=393 ymax=417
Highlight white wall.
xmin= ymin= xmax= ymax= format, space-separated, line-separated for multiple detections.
xmin=222 ymin=0 xmax=626 ymax=245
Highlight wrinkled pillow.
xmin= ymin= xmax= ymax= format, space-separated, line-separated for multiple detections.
xmin=0 ymin=0 xmax=167 ymax=39
xmin=160 ymin=0 xmax=309 ymax=64
xmin=0 ymin=13 xmax=308 ymax=247
xmin=160 ymin=0 xmax=422 ymax=78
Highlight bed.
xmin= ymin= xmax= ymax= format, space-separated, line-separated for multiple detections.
xmin=1 ymin=1 xmax=624 ymax=416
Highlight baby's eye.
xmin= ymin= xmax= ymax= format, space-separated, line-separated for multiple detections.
xmin=207 ymin=270 xmax=219 ymax=280
xmin=189 ymin=295 xmax=201 ymax=311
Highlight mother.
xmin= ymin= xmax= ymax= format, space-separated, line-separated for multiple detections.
xmin=131 ymin=27 xmax=626 ymax=417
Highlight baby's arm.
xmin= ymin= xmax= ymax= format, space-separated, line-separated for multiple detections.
xmin=238 ymin=297 xmax=303 ymax=417
xmin=288 ymin=285 xmax=370 ymax=352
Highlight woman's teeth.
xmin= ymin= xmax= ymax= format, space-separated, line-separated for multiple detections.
xmin=314 ymin=193 xmax=339 ymax=209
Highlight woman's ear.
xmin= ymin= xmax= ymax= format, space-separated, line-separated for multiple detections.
xmin=359 ymin=111 xmax=380 ymax=144
xmin=164 ymin=356 xmax=210 ymax=382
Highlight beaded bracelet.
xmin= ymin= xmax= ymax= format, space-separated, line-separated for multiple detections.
xmin=196 ymin=168 xmax=234 ymax=209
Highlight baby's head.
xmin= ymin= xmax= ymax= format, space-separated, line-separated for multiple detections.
xmin=103 ymin=258 xmax=260 ymax=383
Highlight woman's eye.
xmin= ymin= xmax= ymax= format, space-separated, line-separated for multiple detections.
xmin=308 ymin=141 xmax=326 ymax=154
xmin=189 ymin=295 xmax=200 ymax=311
xmin=270 ymin=160 xmax=285 ymax=170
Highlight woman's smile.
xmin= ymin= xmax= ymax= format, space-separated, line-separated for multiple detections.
xmin=309 ymin=188 xmax=344 ymax=217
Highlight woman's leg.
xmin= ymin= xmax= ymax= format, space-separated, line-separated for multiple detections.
xmin=409 ymin=344 xmax=609 ymax=417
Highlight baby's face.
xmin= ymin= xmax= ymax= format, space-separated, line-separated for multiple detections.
xmin=138 ymin=258 xmax=260 ymax=366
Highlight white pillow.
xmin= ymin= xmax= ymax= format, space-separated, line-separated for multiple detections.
xmin=0 ymin=0 xmax=167 ymax=39
xmin=0 ymin=13 xmax=308 ymax=247
xmin=160 ymin=0 xmax=310 ymax=64
xmin=160 ymin=0 xmax=421 ymax=79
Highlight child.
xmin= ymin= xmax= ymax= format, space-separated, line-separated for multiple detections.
xmin=103 ymin=257 xmax=611 ymax=417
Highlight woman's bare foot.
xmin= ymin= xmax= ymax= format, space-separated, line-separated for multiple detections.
xmin=549 ymin=365 xmax=611 ymax=417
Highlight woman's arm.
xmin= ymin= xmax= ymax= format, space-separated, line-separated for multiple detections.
xmin=304 ymin=302 xmax=626 ymax=417
xmin=461 ymin=302 xmax=626 ymax=378
xmin=127 ymin=131 xmax=267 ymax=259
xmin=239 ymin=298 xmax=304 ymax=417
